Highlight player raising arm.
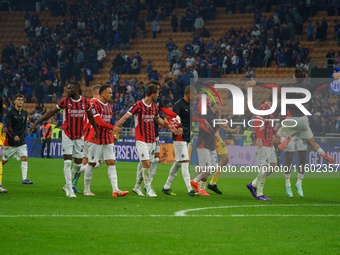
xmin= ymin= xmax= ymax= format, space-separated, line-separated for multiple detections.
xmin=115 ymin=84 xmax=174 ymax=197
xmin=29 ymin=82 xmax=98 ymax=198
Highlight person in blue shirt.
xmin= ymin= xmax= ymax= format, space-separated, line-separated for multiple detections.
xmin=82 ymin=66 xmax=93 ymax=87
xmin=184 ymin=40 xmax=194 ymax=55
xmin=166 ymin=38 xmax=176 ymax=61
xmin=307 ymin=20 xmax=314 ymax=41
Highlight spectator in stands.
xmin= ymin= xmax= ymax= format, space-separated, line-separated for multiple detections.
xmin=151 ymin=19 xmax=160 ymax=39
xmin=180 ymin=14 xmax=186 ymax=32
xmin=146 ymin=61 xmax=153 ymax=79
xmin=245 ymin=66 xmax=254 ymax=79
xmin=82 ymin=65 xmax=93 ymax=87
xmin=321 ymin=17 xmax=328 ymax=42
xmin=307 ymin=20 xmax=314 ymax=41
xmin=166 ymin=38 xmax=176 ymax=61
xmin=97 ymin=46 xmax=106 ymax=69
xmin=171 ymin=13 xmax=178 ymax=33
xmin=138 ymin=16 xmax=146 ymax=39
xmin=109 ymin=69 xmax=119 ymax=87
xmin=112 ymin=53 xmax=125 ymax=74
xmin=194 ymin=14 xmax=205 ymax=32
xmin=315 ymin=22 xmax=322 ymax=47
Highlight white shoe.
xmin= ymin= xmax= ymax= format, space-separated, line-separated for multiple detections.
xmin=147 ymin=189 xmax=157 ymax=197
xmin=83 ymin=190 xmax=95 ymax=196
xmin=286 ymin=186 xmax=293 ymax=197
xmin=63 ymin=184 xmax=77 ymax=197
xmin=68 ymin=189 xmax=77 ymax=198
xmin=295 ymin=184 xmax=304 ymax=197
xmin=132 ymin=187 xmax=145 ymax=196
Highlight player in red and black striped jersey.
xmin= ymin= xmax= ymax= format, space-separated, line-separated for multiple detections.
xmin=29 ymin=82 xmax=98 ymax=198
xmin=84 ymin=85 xmax=127 ymax=197
xmin=115 ymin=84 xmax=175 ymax=197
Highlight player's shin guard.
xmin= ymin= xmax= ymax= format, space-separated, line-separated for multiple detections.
xmin=21 ymin=161 xmax=28 ymax=180
xmin=284 ymin=173 xmax=291 ymax=187
xmin=63 ymin=160 xmax=72 ymax=191
xmin=142 ymin=168 xmax=151 ymax=191
xmin=164 ymin=161 xmax=181 ymax=189
xmin=297 ymin=172 xmax=304 ymax=185
xmin=256 ymin=167 xmax=266 ymax=197
xmin=84 ymin=164 xmax=94 ymax=192
xmin=134 ymin=163 xmax=143 ymax=189
xmin=181 ymin=162 xmax=192 ymax=192
xmin=71 ymin=163 xmax=82 ymax=182
xmin=150 ymin=158 xmax=159 ymax=183
xmin=108 ymin=165 xmax=118 ymax=192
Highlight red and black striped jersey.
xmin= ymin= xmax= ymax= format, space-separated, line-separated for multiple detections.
xmin=83 ymin=98 xmax=98 ymax=141
xmin=57 ymin=96 xmax=91 ymax=140
xmin=254 ymin=102 xmax=277 ymax=147
xmin=128 ymin=100 xmax=159 ymax=143
xmin=88 ymin=100 xmax=113 ymax=145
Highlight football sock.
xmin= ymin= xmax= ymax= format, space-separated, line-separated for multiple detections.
xmin=297 ymin=172 xmax=304 ymax=185
xmin=79 ymin=164 xmax=86 ymax=173
xmin=71 ymin=163 xmax=81 ymax=182
xmin=63 ymin=160 xmax=72 ymax=191
xmin=210 ymin=170 xmax=222 ymax=185
xmin=94 ymin=161 xmax=101 ymax=169
xmin=317 ymin=148 xmax=325 ymax=155
xmin=199 ymin=180 xmax=206 ymax=191
xmin=251 ymin=177 xmax=258 ymax=187
xmin=150 ymin=157 xmax=159 ymax=183
xmin=164 ymin=161 xmax=181 ymax=189
xmin=181 ymin=162 xmax=192 ymax=192
xmin=142 ymin=168 xmax=151 ymax=191
xmin=194 ymin=173 xmax=202 ymax=183
xmin=21 ymin=161 xmax=28 ymax=180
xmin=284 ymin=173 xmax=291 ymax=187
xmin=256 ymin=167 xmax=266 ymax=196
xmin=84 ymin=164 xmax=94 ymax=192
xmin=108 ymin=165 xmax=118 ymax=192
xmin=134 ymin=163 xmax=143 ymax=189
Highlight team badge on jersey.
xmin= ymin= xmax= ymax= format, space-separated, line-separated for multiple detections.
xmin=92 ymin=108 xmax=97 ymax=115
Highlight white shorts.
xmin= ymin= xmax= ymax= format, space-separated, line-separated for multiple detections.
xmin=284 ymin=136 xmax=307 ymax=152
xmin=254 ymin=146 xmax=277 ymax=166
xmin=136 ymin=141 xmax=156 ymax=163
xmin=2 ymin=144 xmax=28 ymax=161
xmin=87 ymin=142 xmax=115 ymax=163
xmin=197 ymin=148 xmax=218 ymax=168
xmin=279 ymin=116 xmax=313 ymax=140
xmin=174 ymin=141 xmax=189 ymax=162
xmin=155 ymin=136 xmax=160 ymax=154
xmin=62 ymin=131 xmax=84 ymax=159
xmin=83 ymin=141 xmax=90 ymax=158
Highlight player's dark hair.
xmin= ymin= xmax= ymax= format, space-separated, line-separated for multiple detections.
xmin=185 ymin=86 xmax=196 ymax=95
xmin=294 ymin=69 xmax=305 ymax=78
xmin=91 ymin=85 xmax=101 ymax=94
xmin=13 ymin=94 xmax=24 ymax=101
xmin=147 ymin=80 xmax=161 ymax=87
xmin=99 ymin=84 xmax=111 ymax=95
xmin=146 ymin=84 xmax=159 ymax=96
xmin=70 ymin=81 xmax=81 ymax=91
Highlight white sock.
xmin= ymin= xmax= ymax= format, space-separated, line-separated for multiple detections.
xmin=71 ymin=163 xmax=81 ymax=182
xmin=164 ymin=161 xmax=181 ymax=189
xmin=251 ymin=177 xmax=258 ymax=187
xmin=108 ymin=165 xmax=118 ymax=192
xmin=317 ymin=148 xmax=325 ymax=155
xmin=150 ymin=158 xmax=159 ymax=183
xmin=79 ymin=164 xmax=86 ymax=173
xmin=21 ymin=161 xmax=28 ymax=180
xmin=94 ymin=162 xmax=101 ymax=169
xmin=181 ymin=162 xmax=192 ymax=192
xmin=194 ymin=173 xmax=202 ymax=183
xmin=63 ymin=160 xmax=72 ymax=191
xmin=256 ymin=167 xmax=266 ymax=196
xmin=84 ymin=164 xmax=94 ymax=192
xmin=297 ymin=172 xmax=304 ymax=185
xmin=134 ymin=162 xmax=143 ymax=189
xmin=199 ymin=180 xmax=206 ymax=191
xmin=285 ymin=173 xmax=291 ymax=187
xmin=142 ymin=168 xmax=151 ymax=191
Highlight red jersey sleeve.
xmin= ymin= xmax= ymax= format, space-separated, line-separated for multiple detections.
xmin=57 ymin=97 xmax=66 ymax=109
xmin=128 ymin=102 xmax=141 ymax=115
xmin=91 ymin=101 xmax=101 ymax=117
xmin=160 ymin=107 xmax=177 ymax=118
xmin=84 ymin=98 xmax=91 ymax=111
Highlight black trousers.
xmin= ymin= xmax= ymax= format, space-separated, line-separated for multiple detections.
xmin=41 ymin=138 xmax=51 ymax=158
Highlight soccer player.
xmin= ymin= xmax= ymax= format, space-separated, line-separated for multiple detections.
xmin=282 ymin=136 xmax=307 ymax=197
xmin=246 ymin=96 xmax=285 ymax=200
xmin=1 ymin=94 xmax=32 ymax=192
xmin=162 ymin=86 xmax=200 ymax=196
xmin=72 ymin=85 xmax=102 ymax=191
xmin=115 ymin=84 xmax=173 ymax=197
xmin=136 ymin=81 xmax=178 ymax=193
xmin=191 ymin=100 xmax=220 ymax=196
xmin=29 ymin=82 xmax=98 ymax=198
xmin=83 ymin=84 xmax=127 ymax=197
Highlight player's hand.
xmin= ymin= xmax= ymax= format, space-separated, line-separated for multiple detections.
xmin=232 ymin=128 xmax=239 ymax=134
xmin=42 ymin=137 xmax=45 ymax=140
xmin=169 ymin=125 xmax=178 ymax=134
xmin=204 ymin=119 xmax=212 ymax=129
xmin=93 ymin=131 xmax=98 ymax=141
xmin=333 ymin=70 xmax=340 ymax=80
xmin=272 ymin=134 xmax=281 ymax=146
xmin=245 ymin=78 xmax=256 ymax=87
xmin=14 ymin=136 xmax=20 ymax=141
xmin=255 ymin=138 xmax=263 ymax=148
xmin=215 ymin=134 xmax=220 ymax=142
xmin=112 ymin=131 xmax=119 ymax=141
xmin=113 ymin=126 xmax=122 ymax=134
xmin=28 ymin=124 xmax=36 ymax=134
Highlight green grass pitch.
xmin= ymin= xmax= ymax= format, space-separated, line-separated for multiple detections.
xmin=0 ymin=158 xmax=339 ymax=255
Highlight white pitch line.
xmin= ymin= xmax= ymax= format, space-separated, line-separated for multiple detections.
xmin=174 ymin=204 xmax=340 ymax=216
xmin=0 ymin=214 xmax=339 ymax=218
